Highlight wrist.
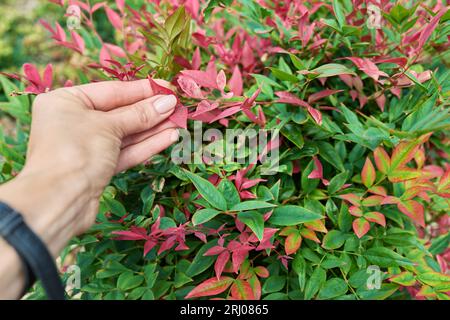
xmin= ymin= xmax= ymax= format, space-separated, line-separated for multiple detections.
xmin=0 ymin=166 xmax=93 ymax=257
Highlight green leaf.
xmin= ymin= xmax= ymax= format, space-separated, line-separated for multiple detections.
xmin=269 ymin=205 xmax=323 ymax=226
xmin=304 ymin=267 xmax=326 ymax=300
xmin=117 ymin=272 xmax=144 ymax=291
xmin=183 ymin=170 xmax=227 ymax=211
xmin=332 ymin=0 xmax=346 ymax=28
xmin=322 ymin=230 xmax=348 ymax=250
xmin=165 ymin=6 xmax=187 ymax=40
xmin=262 ymin=275 xmax=286 ymax=294
xmin=269 ymin=67 xmax=299 ymax=83
xmin=192 ymin=208 xmax=221 ymax=226
xmin=281 ymin=123 xmax=304 ymax=149
xmin=365 ymin=247 xmax=414 ymax=267
xmin=231 ymin=201 xmax=276 ymax=211
xmin=103 ymin=196 xmax=127 ymax=217
xmin=237 ymin=211 xmax=265 ymax=241
xmin=316 ymin=141 xmax=345 ymax=171
xmin=186 ymin=240 xmax=218 ymax=277
xmin=217 ymin=179 xmax=241 ymax=208
xmin=318 ymin=278 xmax=348 ymax=299
xmin=310 ymin=63 xmax=356 ymax=78
xmin=293 ymin=254 xmax=307 ymax=291
xmin=429 ymin=233 xmax=450 ymax=255
xmin=328 ymin=171 xmax=348 ymax=194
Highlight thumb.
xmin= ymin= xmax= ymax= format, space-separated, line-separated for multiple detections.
xmin=106 ymin=94 xmax=177 ymax=137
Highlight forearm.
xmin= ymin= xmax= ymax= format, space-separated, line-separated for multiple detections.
xmin=0 ymin=167 xmax=92 ymax=299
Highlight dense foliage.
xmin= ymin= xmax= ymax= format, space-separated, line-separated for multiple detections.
xmin=0 ymin=0 xmax=449 ymax=300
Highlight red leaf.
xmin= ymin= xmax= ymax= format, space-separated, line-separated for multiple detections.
xmin=230 ymin=279 xmax=255 ymax=300
xmin=204 ymin=245 xmax=227 ymax=256
xmin=254 ymin=266 xmax=269 ymax=278
xmin=368 ymin=186 xmax=387 ymax=196
xmin=285 ymin=232 xmax=302 ymax=255
xmin=308 ymin=156 xmax=323 ymax=179
xmin=353 ymin=218 xmax=370 ymax=238
xmin=361 ymin=157 xmax=376 ymax=188
xmin=308 ymin=89 xmax=343 ymax=104
xmin=339 ymin=193 xmax=361 ymax=206
xmin=307 ymin=106 xmax=323 ymax=125
xmin=300 ymin=228 xmax=320 ymax=243
xmin=364 ymin=211 xmax=386 ymax=227
xmin=304 ymin=219 xmax=328 ymax=233
xmin=209 ymin=105 xmax=242 ymax=123
xmin=215 ymin=251 xmax=230 ymax=279
xmin=390 ymin=134 xmax=432 ymax=171
xmin=248 ymin=275 xmax=262 ymax=300
xmin=397 ymin=200 xmax=425 ymax=227
xmin=349 ymin=206 xmax=363 ymax=217
xmin=373 ymin=146 xmax=391 ymax=174
xmin=375 ymin=93 xmax=386 ymax=112
xmin=185 ymin=277 xmax=234 ymax=299
xmin=388 ymin=168 xmax=422 ymax=183
xmin=362 ymin=195 xmax=384 ymax=207
xmin=143 ymin=240 xmax=157 ymax=256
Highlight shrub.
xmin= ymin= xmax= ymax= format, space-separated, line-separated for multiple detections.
xmin=0 ymin=0 xmax=449 ymax=300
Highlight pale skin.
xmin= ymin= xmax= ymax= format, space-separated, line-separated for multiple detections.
xmin=0 ymin=79 xmax=179 ymax=299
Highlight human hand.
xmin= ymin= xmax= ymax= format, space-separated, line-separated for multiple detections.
xmin=0 ymin=79 xmax=179 ymax=257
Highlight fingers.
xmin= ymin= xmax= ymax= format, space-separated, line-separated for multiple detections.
xmin=115 ymin=128 xmax=179 ymax=173
xmin=121 ymin=119 xmax=178 ymax=148
xmin=65 ymin=79 xmax=172 ymax=111
xmin=107 ymin=94 xmax=177 ymax=137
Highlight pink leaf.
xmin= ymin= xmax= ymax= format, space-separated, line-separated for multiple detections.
xmin=375 ymin=93 xmax=386 ymax=112
xmin=216 ymin=70 xmax=226 ymax=92
xmin=418 ymin=9 xmax=446 ymax=50
xmin=143 ymin=240 xmax=157 ymax=256
xmin=229 ymin=66 xmax=243 ymax=96
xmin=204 ymin=245 xmax=226 ymax=256
xmin=169 ymin=105 xmax=188 ymax=129
xmin=181 ymin=70 xmax=217 ymax=89
xmin=308 ymin=89 xmax=343 ymax=104
xmin=23 ymin=63 xmax=41 ymax=85
xmin=346 ymin=57 xmax=388 ymax=81
xmin=177 ymin=75 xmax=204 ymax=98
xmin=275 ymin=91 xmax=311 ymax=108
xmin=70 ymin=30 xmax=85 ymax=54
xmin=105 ymin=7 xmax=123 ymax=30
xmin=307 ymin=106 xmax=323 ymax=125
xmin=192 ymin=47 xmax=201 ymax=70
xmin=42 ymin=64 xmax=53 ymax=90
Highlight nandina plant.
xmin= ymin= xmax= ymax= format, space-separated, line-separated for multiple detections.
xmin=0 ymin=0 xmax=449 ymax=300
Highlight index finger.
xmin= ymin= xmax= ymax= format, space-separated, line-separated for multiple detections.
xmin=65 ymin=78 xmax=171 ymax=111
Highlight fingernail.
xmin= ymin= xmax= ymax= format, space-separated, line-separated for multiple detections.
xmin=171 ymin=129 xmax=180 ymax=142
xmin=154 ymin=95 xmax=177 ymax=114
